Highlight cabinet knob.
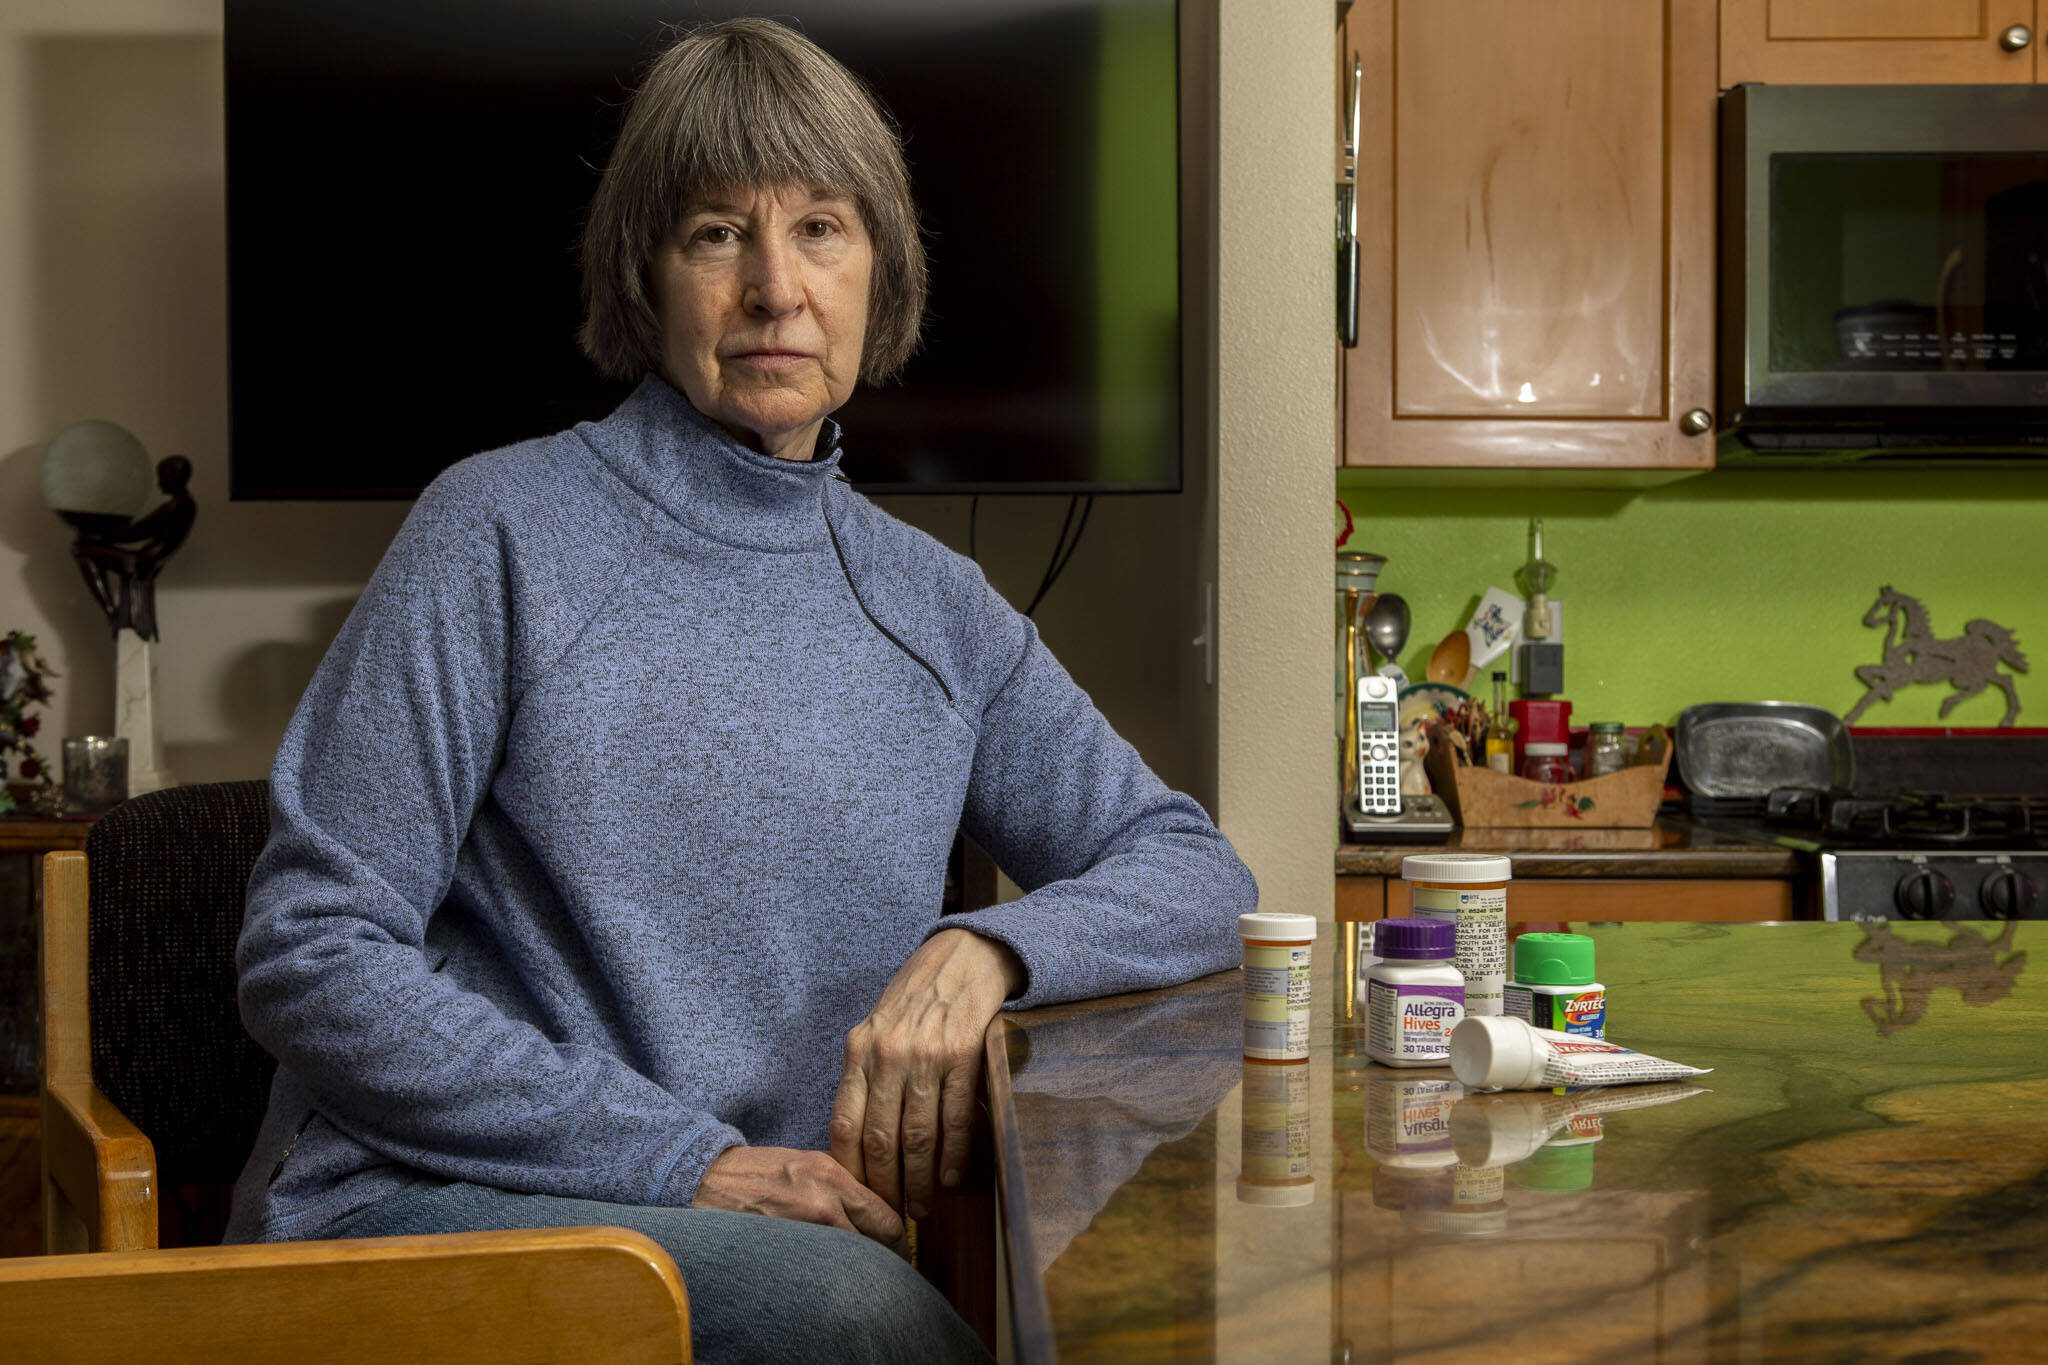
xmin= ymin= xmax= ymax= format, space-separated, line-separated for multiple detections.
xmin=1679 ymin=408 xmax=1714 ymax=436
xmin=2000 ymin=23 xmax=2032 ymax=51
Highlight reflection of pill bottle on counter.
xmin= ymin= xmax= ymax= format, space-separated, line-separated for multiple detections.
xmin=1237 ymin=1057 xmax=1315 ymax=1206
xmin=1512 ymin=1140 xmax=1597 ymax=1193
xmin=1516 ymin=1108 xmax=1602 ymax=1191
xmin=1501 ymin=932 xmax=1605 ymax=1038
xmin=1403 ymin=854 xmax=1511 ymax=1016
xmin=1372 ymin=1162 xmax=1454 ymax=1214
xmin=1404 ymin=1162 xmax=1508 ymax=1237
xmin=1365 ymin=919 xmax=1465 ymax=1067
xmin=1362 ymin=1068 xmax=1463 ymax=1169
xmin=1239 ymin=912 xmax=1317 ymax=1062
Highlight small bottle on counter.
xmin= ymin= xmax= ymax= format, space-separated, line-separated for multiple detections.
xmin=1586 ymin=722 xmax=1628 ymax=777
xmin=1403 ymin=853 xmax=1513 ymax=1016
xmin=1239 ymin=912 xmax=1316 ymax=1063
xmin=1365 ymin=917 xmax=1465 ymax=1066
xmin=1486 ymin=672 xmax=1515 ymax=774
xmin=1520 ymin=742 xmax=1573 ymax=784
xmin=1501 ymin=932 xmax=1606 ymax=1038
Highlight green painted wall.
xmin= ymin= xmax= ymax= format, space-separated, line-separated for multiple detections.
xmin=1093 ymin=2 xmax=1178 ymax=483
xmin=1335 ymin=468 xmax=2048 ymax=728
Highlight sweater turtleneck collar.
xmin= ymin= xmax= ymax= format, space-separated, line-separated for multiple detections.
xmin=579 ymin=373 xmax=846 ymax=551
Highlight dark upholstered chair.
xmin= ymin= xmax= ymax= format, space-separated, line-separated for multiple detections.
xmin=8 ymin=781 xmax=693 ymax=1362
xmin=80 ymin=779 xmax=276 ymax=1247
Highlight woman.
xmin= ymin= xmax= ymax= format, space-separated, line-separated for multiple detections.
xmin=226 ymin=18 xmax=1255 ymax=1362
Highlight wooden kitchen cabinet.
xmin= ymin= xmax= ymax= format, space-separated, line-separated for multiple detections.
xmin=1336 ymin=0 xmax=1717 ymax=472
xmin=1721 ymin=0 xmax=2041 ymax=87
xmin=1339 ymin=875 xmax=1800 ymax=923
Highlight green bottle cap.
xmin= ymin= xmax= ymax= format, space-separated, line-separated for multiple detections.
xmin=1512 ymin=932 xmax=1595 ymax=986
xmin=1513 ymin=1141 xmax=1596 ymax=1192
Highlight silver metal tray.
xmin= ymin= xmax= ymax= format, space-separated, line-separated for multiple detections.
xmin=1676 ymin=702 xmax=1854 ymax=800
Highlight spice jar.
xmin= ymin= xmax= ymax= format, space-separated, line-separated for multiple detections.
xmin=1586 ymin=722 xmax=1627 ymax=777
xmin=1519 ymin=742 xmax=1572 ymax=784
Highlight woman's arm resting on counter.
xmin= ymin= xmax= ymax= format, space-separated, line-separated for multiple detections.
xmin=944 ymin=593 xmax=1257 ymax=1011
xmin=827 ymin=581 xmax=1255 ymax=1213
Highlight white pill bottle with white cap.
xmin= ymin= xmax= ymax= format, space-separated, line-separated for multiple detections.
xmin=1401 ymin=853 xmax=1512 ymax=1016
xmin=1238 ymin=912 xmax=1317 ymax=1062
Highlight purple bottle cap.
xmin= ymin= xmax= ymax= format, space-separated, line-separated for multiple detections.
xmin=1375 ymin=917 xmax=1456 ymax=960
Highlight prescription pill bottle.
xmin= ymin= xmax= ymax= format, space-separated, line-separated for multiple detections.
xmin=1239 ymin=912 xmax=1317 ymax=1063
xmin=1402 ymin=853 xmax=1512 ymax=1017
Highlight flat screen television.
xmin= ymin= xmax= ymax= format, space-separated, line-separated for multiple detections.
xmin=225 ymin=1 xmax=1180 ymax=498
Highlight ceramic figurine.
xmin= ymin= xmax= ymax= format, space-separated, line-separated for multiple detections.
xmin=1398 ymin=715 xmax=1431 ymax=797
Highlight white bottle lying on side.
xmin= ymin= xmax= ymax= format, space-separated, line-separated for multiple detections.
xmin=1449 ymin=1015 xmax=1712 ymax=1091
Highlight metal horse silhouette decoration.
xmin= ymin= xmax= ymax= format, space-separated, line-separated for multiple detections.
xmin=1844 ymin=587 xmax=2027 ymax=727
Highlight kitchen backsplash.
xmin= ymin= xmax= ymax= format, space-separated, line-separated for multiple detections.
xmin=1336 ymin=469 xmax=2048 ymax=729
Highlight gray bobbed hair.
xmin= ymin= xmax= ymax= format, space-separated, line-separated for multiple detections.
xmin=578 ymin=18 xmax=928 ymax=385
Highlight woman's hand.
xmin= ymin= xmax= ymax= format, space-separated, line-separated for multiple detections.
xmin=830 ymin=928 xmax=1024 ymax=1220
xmin=692 ymin=1145 xmax=905 ymax=1244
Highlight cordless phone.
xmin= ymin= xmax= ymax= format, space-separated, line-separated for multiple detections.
xmin=1356 ymin=674 xmax=1402 ymax=816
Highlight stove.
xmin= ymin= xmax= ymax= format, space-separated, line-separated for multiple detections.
xmin=1689 ymin=731 xmax=2048 ymax=922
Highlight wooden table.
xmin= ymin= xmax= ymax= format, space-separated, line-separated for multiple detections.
xmin=985 ymin=921 xmax=2044 ymax=1362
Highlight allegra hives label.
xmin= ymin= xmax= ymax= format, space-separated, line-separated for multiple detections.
xmin=1367 ymin=980 xmax=1464 ymax=1064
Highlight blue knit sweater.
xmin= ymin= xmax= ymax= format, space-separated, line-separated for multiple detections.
xmin=224 ymin=376 xmax=1256 ymax=1243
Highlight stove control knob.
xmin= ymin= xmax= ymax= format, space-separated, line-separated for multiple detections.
xmin=1894 ymin=867 xmax=1955 ymax=920
xmin=1979 ymin=868 xmax=2037 ymax=921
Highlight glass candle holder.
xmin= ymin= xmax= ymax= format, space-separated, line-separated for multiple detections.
xmin=62 ymin=737 xmax=128 ymax=812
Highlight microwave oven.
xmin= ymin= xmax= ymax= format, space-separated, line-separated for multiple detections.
xmin=1720 ymin=84 xmax=2048 ymax=464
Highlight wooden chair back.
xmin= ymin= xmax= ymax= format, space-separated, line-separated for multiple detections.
xmin=0 ymin=1225 xmax=691 ymax=1362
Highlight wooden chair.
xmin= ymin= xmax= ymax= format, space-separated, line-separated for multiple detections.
xmin=5 ymin=781 xmax=693 ymax=1362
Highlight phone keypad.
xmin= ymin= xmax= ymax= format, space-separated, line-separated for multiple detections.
xmin=1361 ymin=763 xmax=1401 ymax=812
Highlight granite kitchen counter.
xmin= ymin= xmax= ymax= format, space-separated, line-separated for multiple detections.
xmin=985 ymin=921 xmax=2043 ymax=1361
xmin=1337 ymin=817 xmax=1801 ymax=878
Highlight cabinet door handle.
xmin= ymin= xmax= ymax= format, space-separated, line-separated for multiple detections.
xmin=1337 ymin=55 xmax=1362 ymax=347
xmin=1680 ymin=408 xmax=1714 ymax=436
xmin=2000 ymin=23 xmax=2032 ymax=51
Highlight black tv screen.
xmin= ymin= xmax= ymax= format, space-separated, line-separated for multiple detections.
xmin=225 ymin=1 xmax=1180 ymax=497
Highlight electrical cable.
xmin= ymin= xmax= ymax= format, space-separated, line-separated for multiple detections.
xmin=1050 ymin=496 xmax=1093 ymax=581
xmin=1023 ymin=494 xmax=1094 ymax=618
xmin=1022 ymin=497 xmax=1079 ymax=616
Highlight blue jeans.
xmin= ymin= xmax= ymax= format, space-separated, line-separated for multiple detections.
xmin=319 ymin=1178 xmax=991 ymax=1364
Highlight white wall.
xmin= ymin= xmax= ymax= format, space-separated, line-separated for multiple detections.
xmin=0 ymin=0 xmax=1211 ymax=803
xmin=1211 ymin=2 xmax=1334 ymax=920
xmin=0 ymin=0 xmax=408 ymax=784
